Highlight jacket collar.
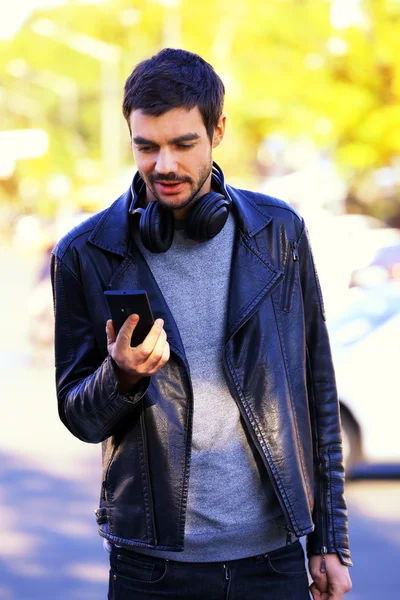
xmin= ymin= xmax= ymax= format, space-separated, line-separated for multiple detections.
xmin=88 ymin=187 xmax=132 ymax=257
xmin=88 ymin=163 xmax=272 ymax=256
xmin=227 ymin=185 xmax=272 ymax=238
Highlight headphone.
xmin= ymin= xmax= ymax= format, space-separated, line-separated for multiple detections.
xmin=128 ymin=162 xmax=232 ymax=253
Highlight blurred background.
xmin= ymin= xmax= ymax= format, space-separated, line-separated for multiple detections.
xmin=1 ymin=0 xmax=400 ymax=598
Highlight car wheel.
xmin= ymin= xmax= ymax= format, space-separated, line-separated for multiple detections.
xmin=340 ymin=407 xmax=362 ymax=477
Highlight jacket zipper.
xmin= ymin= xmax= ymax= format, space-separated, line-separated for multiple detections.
xmin=319 ymin=453 xmax=329 ymax=572
xmin=140 ymin=406 xmax=158 ymax=545
xmin=285 ymin=524 xmax=292 ymax=545
xmin=102 ymin=446 xmax=118 ymax=501
xmin=282 ymin=241 xmax=298 ymax=312
xmin=306 ymin=346 xmax=328 ymax=564
xmin=172 ymin=351 xmax=194 ymax=545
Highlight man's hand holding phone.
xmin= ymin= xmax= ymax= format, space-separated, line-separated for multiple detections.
xmin=106 ymin=315 xmax=170 ymax=394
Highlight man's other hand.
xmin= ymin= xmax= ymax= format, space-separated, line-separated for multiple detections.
xmin=106 ymin=315 xmax=170 ymax=393
xmin=309 ymin=553 xmax=352 ymax=600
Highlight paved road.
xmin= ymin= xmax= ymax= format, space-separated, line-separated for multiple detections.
xmin=1 ymin=246 xmax=399 ymax=599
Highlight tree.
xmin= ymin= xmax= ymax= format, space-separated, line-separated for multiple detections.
xmin=1 ymin=0 xmax=399 ymax=220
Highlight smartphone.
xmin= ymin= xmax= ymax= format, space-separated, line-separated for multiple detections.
xmin=104 ymin=290 xmax=155 ymax=347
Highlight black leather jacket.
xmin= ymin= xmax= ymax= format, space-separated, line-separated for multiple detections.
xmin=51 ymin=175 xmax=352 ymax=567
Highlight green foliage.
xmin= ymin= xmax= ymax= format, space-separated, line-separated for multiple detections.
xmin=0 ymin=0 xmax=399 ymax=216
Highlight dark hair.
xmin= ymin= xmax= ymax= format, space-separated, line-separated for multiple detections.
xmin=122 ymin=48 xmax=225 ymax=141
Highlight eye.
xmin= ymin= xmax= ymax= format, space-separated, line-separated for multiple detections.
xmin=177 ymin=144 xmax=195 ymax=150
xmin=137 ymin=146 xmax=155 ymax=153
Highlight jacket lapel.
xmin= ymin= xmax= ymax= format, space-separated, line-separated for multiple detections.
xmin=88 ymin=188 xmax=131 ymax=257
xmin=226 ymin=187 xmax=284 ymax=341
xmin=88 ymin=187 xmax=186 ymax=358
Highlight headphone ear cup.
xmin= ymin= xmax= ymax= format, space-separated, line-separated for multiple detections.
xmin=139 ymin=202 xmax=174 ymax=253
xmin=186 ymin=191 xmax=231 ymax=242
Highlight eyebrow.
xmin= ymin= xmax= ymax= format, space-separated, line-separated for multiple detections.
xmin=133 ymin=133 xmax=201 ymax=145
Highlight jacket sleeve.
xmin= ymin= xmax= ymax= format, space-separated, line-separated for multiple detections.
xmin=297 ymin=220 xmax=352 ymax=567
xmin=51 ymin=251 xmax=149 ymax=444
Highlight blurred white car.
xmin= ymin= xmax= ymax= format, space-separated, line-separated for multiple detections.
xmin=328 ymin=283 xmax=400 ymax=474
xmin=350 ymin=243 xmax=400 ymax=288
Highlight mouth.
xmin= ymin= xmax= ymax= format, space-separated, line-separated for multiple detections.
xmin=154 ymin=181 xmax=187 ymax=195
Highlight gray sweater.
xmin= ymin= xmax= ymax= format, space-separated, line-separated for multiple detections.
xmin=125 ymin=212 xmax=287 ymax=561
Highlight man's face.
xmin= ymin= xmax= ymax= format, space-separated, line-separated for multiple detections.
xmin=129 ymin=106 xmax=225 ymax=219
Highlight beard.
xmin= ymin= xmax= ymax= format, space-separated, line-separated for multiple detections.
xmin=140 ymin=155 xmax=213 ymax=213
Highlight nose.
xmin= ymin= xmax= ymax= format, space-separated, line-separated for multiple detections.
xmin=155 ymin=149 xmax=178 ymax=175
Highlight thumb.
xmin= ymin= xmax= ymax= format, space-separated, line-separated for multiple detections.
xmin=310 ymin=583 xmax=321 ymax=599
xmin=117 ymin=314 xmax=139 ymax=347
xmin=310 ymin=582 xmax=329 ymax=600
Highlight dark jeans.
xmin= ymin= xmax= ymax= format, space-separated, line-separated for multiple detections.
xmin=108 ymin=540 xmax=311 ymax=599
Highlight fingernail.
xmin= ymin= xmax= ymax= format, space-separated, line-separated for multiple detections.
xmin=157 ymin=319 xmax=164 ymax=327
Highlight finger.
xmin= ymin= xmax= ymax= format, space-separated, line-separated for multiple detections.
xmin=313 ymin=572 xmax=329 ymax=595
xmin=310 ymin=583 xmax=321 ymax=599
xmin=310 ymin=579 xmax=330 ymax=600
xmin=162 ymin=340 xmax=170 ymax=364
xmin=141 ymin=328 xmax=168 ymax=370
xmin=147 ymin=340 xmax=170 ymax=374
xmin=106 ymin=320 xmax=116 ymax=345
xmin=139 ymin=319 xmax=165 ymax=357
xmin=116 ymin=314 xmax=139 ymax=348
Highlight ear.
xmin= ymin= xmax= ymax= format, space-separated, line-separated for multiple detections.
xmin=212 ymin=113 xmax=226 ymax=149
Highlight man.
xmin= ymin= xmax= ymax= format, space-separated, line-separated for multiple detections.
xmin=51 ymin=48 xmax=352 ymax=599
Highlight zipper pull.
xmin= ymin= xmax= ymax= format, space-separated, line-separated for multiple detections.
xmin=223 ymin=564 xmax=230 ymax=581
xmin=285 ymin=525 xmax=292 ymax=545
xmin=320 ymin=454 xmax=329 ymax=475
xmin=102 ymin=480 xmax=107 ymax=501
xmin=320 ymin=546 xmax=327 ymax=574
xmin=292 ymin=241 xmax=299 ymax=261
